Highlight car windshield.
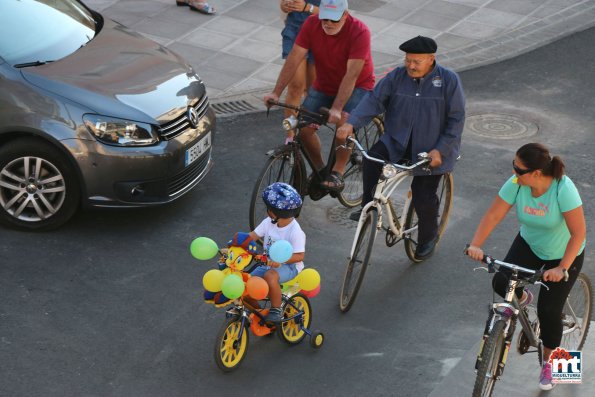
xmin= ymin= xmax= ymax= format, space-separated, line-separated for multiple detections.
xmin=0 ymin=0 xmax=96 ymax=67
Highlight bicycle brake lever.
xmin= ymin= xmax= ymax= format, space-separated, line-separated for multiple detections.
xmin=535 ymin=281 xmax=550 ymax=291
xmin=473 ymin=266 xmax=488 ymax=272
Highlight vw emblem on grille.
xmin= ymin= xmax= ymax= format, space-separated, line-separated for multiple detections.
xmin=187 ymin=107 xmax=199 ymax=129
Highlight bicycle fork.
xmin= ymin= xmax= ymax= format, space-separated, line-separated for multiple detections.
xmin=475 ymin=304 xmax=517 ymax=377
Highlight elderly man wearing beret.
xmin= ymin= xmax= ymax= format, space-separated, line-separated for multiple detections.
xmin=338 ymin=35 xmax=466 ymax=260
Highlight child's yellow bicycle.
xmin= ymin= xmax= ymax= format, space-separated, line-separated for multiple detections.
xmin=193 ymin=235 xmax=324 ymax=372
xmin=214 ymin=273 xmax=324 ymax=372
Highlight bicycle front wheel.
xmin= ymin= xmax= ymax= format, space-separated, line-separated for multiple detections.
xmin=338 ymin=116 xmax=384 ymax=208
xmin=249 ymin=148 xmax=305 ymax=230
xmin=403 ymin=173 xmax=453 ymax=263
xmin=473 ymin=319 xmax=507 ymax=397
xmin=339 ymin=209 xmax=378 ymax=313
xmin=214 ymin=317 xmax=249 ymax=372
xmin=560 ymin=272 xmax=592 ymax=351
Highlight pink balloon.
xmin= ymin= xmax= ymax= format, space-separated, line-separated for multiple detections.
xmin=301 ymin=284 xmax=320 ymax=298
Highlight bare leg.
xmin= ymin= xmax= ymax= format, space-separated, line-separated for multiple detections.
xmin=284 ymin=59 xmax=308 ymax=140
xmin=264 ymin=270 xmax=282 ymax=308
xmin=543 ymin=347 xmax=553 ymax=362
xmin=300 ymin=126 xmax=325 ymax=171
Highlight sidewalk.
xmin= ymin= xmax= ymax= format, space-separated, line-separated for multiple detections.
xmin=85 ymin=0 xmax=595 ymax=114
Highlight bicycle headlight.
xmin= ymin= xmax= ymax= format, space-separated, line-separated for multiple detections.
xmin=382 ymin=164 xmax=398 ymax=179
xmin=83 ymin=115 xmax=159 ymax=146
xmin=282 ymin=115 xmax=298 ymax=131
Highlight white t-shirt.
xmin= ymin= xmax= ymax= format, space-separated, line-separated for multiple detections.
xmin=254 ymin=217 xmax=306 ymax=272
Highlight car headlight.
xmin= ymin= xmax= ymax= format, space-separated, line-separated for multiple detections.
xmin=83 ymin=115 xmax=159 ymax=146
xmin=382 ymin=164 xmax=398 ymax=179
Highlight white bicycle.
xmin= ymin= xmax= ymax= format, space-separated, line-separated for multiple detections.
xmin=338 ymin=137 xmax=454 ymax=312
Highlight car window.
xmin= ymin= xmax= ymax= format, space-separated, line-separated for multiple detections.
xmin=0 ymin=0 xmax=96 ymax=67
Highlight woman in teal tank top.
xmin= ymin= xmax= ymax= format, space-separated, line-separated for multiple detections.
xmin=467 ymin=142 xmax=586 ymax=391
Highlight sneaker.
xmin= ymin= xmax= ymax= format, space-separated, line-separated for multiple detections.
xmin=539 ymin=362 xmax=554 ymax=390
xmin=264 ymin=307 xmax=283 ymax=323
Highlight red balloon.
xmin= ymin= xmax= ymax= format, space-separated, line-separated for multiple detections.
xmin=301 ymin=284 xmax=320 ymax=298
xmin=246 ymin=276 xmax=269 ymax=300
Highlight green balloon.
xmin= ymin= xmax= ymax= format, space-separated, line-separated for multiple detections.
xmin=190 ymin=237 xmax=219 ymax=260
xmin=221 ymin=274 xmax=245 ymax=299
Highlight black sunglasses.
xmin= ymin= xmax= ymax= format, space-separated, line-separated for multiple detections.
xmin=512 ymin=160 xmax=533 ymax=175
xmin=321 ymin=11 xmax=345 ymax=23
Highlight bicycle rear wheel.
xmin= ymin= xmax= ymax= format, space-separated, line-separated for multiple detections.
xmin=560 ymin=272 xmax=592 ymax=351
xmin=249 ymin=147 xmax=305 ymax=230
xmin=473 ymin=319 xmax=507 ymax=397
xmin=403 ymin=173 xmax=453 ymax=263
xmin=339 ymin=209 xmax=378 ymax=313
xmin=277 ymin=293 xmax=312 ymax=345
xmin=338 ymin=116 xmax=384 ymax=208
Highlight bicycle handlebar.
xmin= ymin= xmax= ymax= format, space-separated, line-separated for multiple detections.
xmin=266 ymin=99 xmax=329 ymax=125
xmin=347 ymin=136 xmax=431 ymax=171
xmin=463 ymin=245 xmax=569 ymax=283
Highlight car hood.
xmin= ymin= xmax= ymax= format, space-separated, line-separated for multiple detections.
xmin=21 ymin=19 xmax=205 ymax=125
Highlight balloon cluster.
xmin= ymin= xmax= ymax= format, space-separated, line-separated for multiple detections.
xmin=191 ymin=236 xmax=321 ymax=301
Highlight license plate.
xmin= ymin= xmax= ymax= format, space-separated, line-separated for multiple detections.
xmin=185 ymin=132 xmax=211 ymax=167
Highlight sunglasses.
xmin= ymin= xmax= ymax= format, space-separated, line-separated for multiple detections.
xmin=512 ymin=160 xmax=533 ymax=175
xmin=321 ymin=12 xmax=345 ymax=23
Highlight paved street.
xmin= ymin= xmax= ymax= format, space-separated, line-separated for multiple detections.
xmin=1 ymin=20 xmax=594 ymax=396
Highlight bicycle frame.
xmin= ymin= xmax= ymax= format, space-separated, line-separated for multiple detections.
xmin=477 ymin=258 xmax=546 ymax=371
xmin=268 ymin=101 xmax=337 ymax=185
xmin=348 ymin=138 xmax=430 ymax=258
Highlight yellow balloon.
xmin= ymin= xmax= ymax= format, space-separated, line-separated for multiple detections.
xmin=203 ymin=269 xmax=225 ymax=292
xmin=298 ymin=268 xmax=320 ymax=291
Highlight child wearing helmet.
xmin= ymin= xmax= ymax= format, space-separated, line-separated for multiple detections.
xmin=248 ymin=182 xmax=306 ymax=323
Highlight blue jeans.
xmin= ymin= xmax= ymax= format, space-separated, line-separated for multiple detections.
xmin=282 ymin=24 xmax=314 ymax=63
xmin=250 ymin=263 xmax=299 ymax=283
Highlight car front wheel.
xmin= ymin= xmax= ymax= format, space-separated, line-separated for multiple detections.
xmin=0 ymin=138 xmax=80 ymax=231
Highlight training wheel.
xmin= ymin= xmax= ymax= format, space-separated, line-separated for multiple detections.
xmin=310 ymin=330 xmax=324 ymax=349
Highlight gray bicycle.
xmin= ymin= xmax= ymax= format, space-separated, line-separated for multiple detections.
xmin=467 ymin=250 xmax=592 ymax=397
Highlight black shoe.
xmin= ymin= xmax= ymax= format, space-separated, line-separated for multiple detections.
xmin=349 ymin=208 xmax=362 ymax=222
xmin=415 ymin=237 xmax=438 ymax=260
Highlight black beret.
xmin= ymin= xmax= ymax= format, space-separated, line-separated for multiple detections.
xmin=399 ymin=35 xmax=437 ymax=54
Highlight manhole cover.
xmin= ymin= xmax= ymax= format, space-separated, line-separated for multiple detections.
xmin=465 ymin=113 xmax=538 ymax=139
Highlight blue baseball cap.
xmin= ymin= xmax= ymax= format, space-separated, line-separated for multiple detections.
xmin=319 ymin=0 xmax=348 ymax=22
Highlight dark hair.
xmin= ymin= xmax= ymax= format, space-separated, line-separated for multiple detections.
xmin=516 ymin=142 xmax=565 ymax=180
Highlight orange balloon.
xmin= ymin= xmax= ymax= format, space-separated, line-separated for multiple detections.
xmin=246 ymin=276 xmax=269 ymax=300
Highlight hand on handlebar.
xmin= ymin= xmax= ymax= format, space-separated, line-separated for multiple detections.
xmin=267 ymin=259 xmax=281 ymax=268
xmin=465 ymin=244 xmax=485 ymax=262
xmin=328 ymin=107 xmax=342 ymax=124
xmin=337 ymin=123 xmax=354 ymax=141
xmin=264 ymin=93 xmax=279 ymax=108
xmin=543 ymin=266 xmax=567 ymax=282
xmin=427 ymin=149 xmax=442 ymax=169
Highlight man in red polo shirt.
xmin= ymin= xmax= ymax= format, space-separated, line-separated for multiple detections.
xmin=264 ymin=0 xmax=374 ymax=192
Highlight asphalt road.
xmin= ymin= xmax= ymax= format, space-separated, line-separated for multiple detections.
xmin=1 ymin=27 xmax=594 ymax=397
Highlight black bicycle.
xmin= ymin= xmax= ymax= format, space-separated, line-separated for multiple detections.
xmin=249 ymin=100 xmax=383 ymax=230
xmin=467 ymin=250 xmax=592 ymax=397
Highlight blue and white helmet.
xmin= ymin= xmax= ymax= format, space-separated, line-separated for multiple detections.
xmin=262 ymin=182 xmax=302 ymax=218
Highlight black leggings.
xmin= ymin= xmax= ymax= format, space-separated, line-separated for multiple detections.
xmin=362 ymin=140 xmax=443 ymax=244
xmin=492 ymin=234 xmax=584 ymax=349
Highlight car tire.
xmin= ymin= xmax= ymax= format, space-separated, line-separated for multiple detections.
xmin=0 ymin=137 xmax=80 ymax=231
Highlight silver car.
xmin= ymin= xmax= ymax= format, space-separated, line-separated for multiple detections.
xmin=0 ymin=0 xmax=216 ymax=231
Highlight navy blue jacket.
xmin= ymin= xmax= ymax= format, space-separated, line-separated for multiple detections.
xmin=348 ymin=63 xmax=465 ymax=175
